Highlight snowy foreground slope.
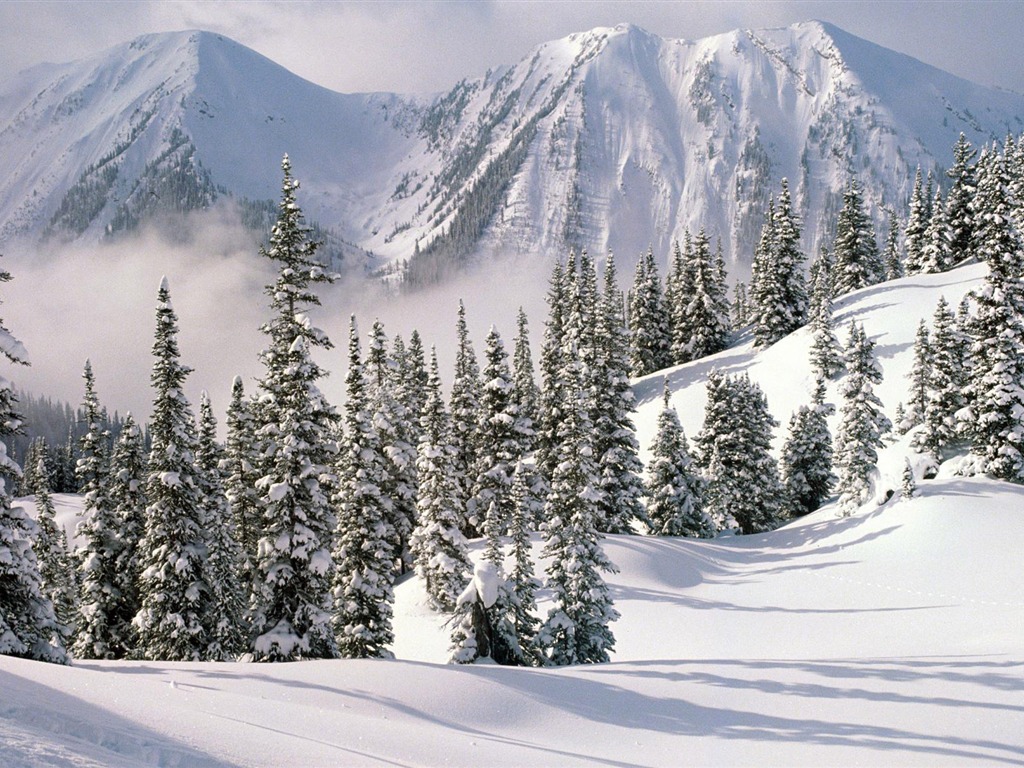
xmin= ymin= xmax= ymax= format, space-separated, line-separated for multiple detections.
xmin=3 ymin=263 xmax=1023 ymax=766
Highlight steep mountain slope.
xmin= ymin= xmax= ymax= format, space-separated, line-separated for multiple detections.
xmin=1 ymin=23 xmax=1022 ymax=282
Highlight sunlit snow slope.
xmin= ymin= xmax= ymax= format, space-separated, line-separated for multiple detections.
xmin=2 ymin=262 xmax=1022 ymax=766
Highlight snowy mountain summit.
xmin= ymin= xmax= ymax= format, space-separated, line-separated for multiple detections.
xmin=1 ymin=22 xmax=1022 ymax=282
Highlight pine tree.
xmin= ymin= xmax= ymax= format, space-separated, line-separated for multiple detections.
xmin=732 ymin=281 xmax=749 ymax=328
xmin=904 ymin=167 xmax=930 ymax=275
xmin=780 ymin=379 xmax=836 ymax=517
xmin=106 ymin=412 xmax=147 ymax=655
xmin=410 ymin=348 xmax=471 ymax=612
xmin=366 ymin=320 xmax=417 ymax=574
xmin=901 ymin=458 xmax=917 ymax=500
xmin=915 ymin=297 xmax=969 ymax=459
xmin=808 ymin=244 xmax=835 ymax=322
xmin=134 ymin=278 xmax=209 ymax=661
xmin=883 ymin=208 xmax=904 ymax=280
xmin=809 ymin=275 xmax=843 ymax=381
xmin=835 ymin=324 xmax=892 ymax=514
xmin=750 ymin=196 xmax=776 ymax=342
xmin=628 ymin=248 xmax=670 ymax=375
xmin=0 ymin=258 xmax=67 ymax=663
xmin=508 ymin=461 xmax=541 ymax=661
xmin=683 ymin=230 xmax=732 ymax=360
xmin=904 ymin=320 xmax=932 ymax=432
xmin=333 ymin=317 xmax=395 ymax=658
xmin=833 ymin=177 xmax=884 ymax=296
xmin=593 ymin=253 xmax=647 ymax=534
xmin=695 ymin=372 xmax=785 ymax=534
xmin=222 ymin=377 xmax=261 ymax=607
xmin=536 ymin=260 xmax=567 ymax=490
xmin=73 ymin=360 xmax=124 ymax=659
xmin=196 ymin=392 xmax=245 ymax=660
xmin=31 ymin=458 xmax=76 ymax=644
xmin=645 ymin=386 xmax=711 ymax=537
xmin=249 ymin=155 xmax=339 ymax=662
xmin=449 ymin=301 xmax=482 ymax=537
xmin=536 ymin=341 xmax=618 ymax=665
xmin=753 ymin=180 xmax=808 ymax=347
xmin=919 ymin=187 xmax=951 ymax=273
xmin=960 ymin=149 xmax=1024 ymax=480
xmin=511 ymin=307 xmax=539 ymax=457
xmin=946 ymin=133 xmax=978 ymax=266
xmin=399 ymin=330 xmax=429 ymax=448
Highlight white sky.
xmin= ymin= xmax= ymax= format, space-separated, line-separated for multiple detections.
xmin=2 ymin=1 xmax=1022 ymax=95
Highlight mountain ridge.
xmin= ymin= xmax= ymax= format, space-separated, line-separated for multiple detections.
xmin=1 ymin=22 xmax=1022 ymax=282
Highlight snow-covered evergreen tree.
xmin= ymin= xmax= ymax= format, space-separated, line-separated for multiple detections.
xmin=411 ymin=348 xmax=471 ymax=613
xmin=833 ymin=177 xmax=884 ymax=296
xmin=919 ymin=188 xmax=951 ymax=273
xmin=593 ymin=253 xmax=647 ymax=534
xmin=959 ymin=149 xmax=1024 ymax=480
xmin=780 ymin=379 xmax=836 ymax=517
xmin=333 ymin=317 xmax=394 ymax=658
xmin=508 ymin=461 xmax=541 ymax=662
xmin=196 ymin=392 xmax=245 ymax=661
xmin=753 ymin=180 xmax=808 ymax=347
xmin=904 ymin=320 xmax=932 ymax=432
xmin=901 ymin=458 xmax=917 ymax=501
xmin=695 ymin=372 xmax=785 ymax=534
xmin=0 ymin=258 xmax=67 ymax=664
xmin=915 ymin=297 xmax=970 ymax=459
xmin=511 ymin=307 xmax=539 ymax=458
xmin=249 ymin=155 xmax=339 ymax=662
xmin=398 ymin=330 xmax=429 ymax=450
xmin=682 ymin=230 xmax=732 ymax=360
xmin=645 ymin=386 xmax=711 ymax=537
xmin=106 ymin=412 xmax=147 ymax=655
xmin=536 ymin=341 xmax=618 ymax=665
xmin=449 ymin=300 xmax=482 ymax=538
xmin=134 ymin=278 xmax=209 ymax=661
xmin=73 ymin=360 xmax=124 ymax=659
xmin=536 ymin=259 xmax=568 ymax=491
xmin=31 ymin=458 xmax=76 ymax=644
xmin=946 ymin=133 xmax=978 ymax=266
xmin=366 ymin=320 xmax=417 ymax=574
xmin=904 ymin=167 xmax=930 ymax=274
xmin=628 ymin=248 xmax=670 ymax=376
xmin=222 ymin=377 xmax=261 ymax=607
xmin=835 ymin=324 xmax=892 ymax=514
xmin=883 ymin=208 xmax=904 ymax=281
xmin=732 ymin=281 xmax=750 ymax=328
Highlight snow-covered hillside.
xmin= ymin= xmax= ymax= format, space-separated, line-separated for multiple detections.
xmin=1 ymin=23 xmax=1022 ymax=281
xmin=3 ymin=261 xmax=1022 ymax=766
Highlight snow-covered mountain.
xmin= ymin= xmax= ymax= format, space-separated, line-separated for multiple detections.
xmin=1 ymin=22 xmax=1022 ymax=281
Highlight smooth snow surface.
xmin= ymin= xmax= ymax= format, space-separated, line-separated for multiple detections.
xmin=4 ymin=263 xmax=1022 ymax=766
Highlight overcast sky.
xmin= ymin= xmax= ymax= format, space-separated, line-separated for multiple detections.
xmin=2 ymin=1 xmax=1023 ymax=95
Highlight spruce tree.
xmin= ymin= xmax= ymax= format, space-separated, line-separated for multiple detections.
xmin=536 ymin=259 xmax=568 ymax=490
xmin=536 ymin=343 xmax=618 ymax=665
xmin=510 ymin=307 xmax=539 ymax=458
xmin=833 ymin=177 xmax=884 ymax=296
xmin=695 ymin=372 xmax=785 ymax=534
xmin=333 ymin=317 xmax=395 ymax=658
xmin=411 ymin=348 xmax=471 ymax=612
xmin=222 ymin=377 xmax=261 ymax=607
xmin=196 ymin=392 xmax=245 ymax=660
xmin=0 ymin=258 xmax=67 ymax=663
xmin=905 ymin=320 xmax=932 ymax=432
xmin=249 ymin=155 xmax=339 ymax=661
xmin=904 ymin=167 xmax=929 ymax=275
xmin=883 ymin=208 xmax=904 ymax=281
xmin=134 ymin=278 xmax=209 ymax=661
xmin=919 ymin=187 xmax=951 ymax=273
xmin=915 ymin=297 xmax=969 ymax=459
xmin=946 ymin=133 xmax=978 ymax=266
xmin=753 ymin=180 xmax=808 ymax=346
xmin=449 ymin=300 xmax=482 ymax=537
xmin=366 ymin=320 xmax=417 ymax=574
xmin=31 ymin=458 xmax=77 ymax=645
xmin=399 ymin=330 xmax=429 ymax=448
xmin=645 ymin=386 xmax=711 ymax=537
xmin=780 ymin=379 xmax=836 ymax=517
xmin=107 ymin=412 xmax=147 ymax=655
xmin=732 ymin=281 xmax=749 ymax=328
xmin=73 ymin=360 xmax=124 ymax=659
xmin=593 ymin=253 xmax=647 ymax=534
xmin=508 ymin=461 xmax=541 ymax=661
xmin=835 ymin=324 xmax=892 ymax=514
xmin=683 ymin=230 xmax=732 ymax=360
xmin=960 ymin=149 xmax=1024 ymax=480
xmin=628 ymin=248 xmax=670 ymax=376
